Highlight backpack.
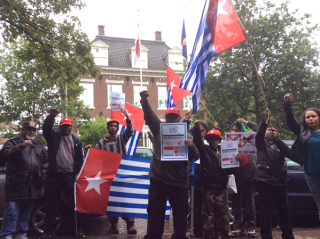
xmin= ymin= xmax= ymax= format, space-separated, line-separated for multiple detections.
xmin=0 ymin=147 xmax=6 ymax=167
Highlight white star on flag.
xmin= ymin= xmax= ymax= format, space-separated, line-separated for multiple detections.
xmin=123 ymin=112 xmax=132 ymax=120
xmin=84 ymin=171 xmax=108 ymax=195
xmin=170 ymin=80 xmax=177 ymax=89
xmin=214 ymin=0 xmax=228 ymax=21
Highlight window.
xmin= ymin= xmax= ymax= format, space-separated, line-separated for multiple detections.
xmin=158 ymin=86 xmax=167 ymax=109
xmin=183 ymin=93 xmax=193 ymax=110
xmin=133 ymin=85 xmax=147 ymax=108
xmin=108 ymin=84 xmax=122 ymax=108
xmin=79 ymin=82 xmax=94 ymax=108
xmin=168 ymin=53 xmax=184 ymax=71
xmin=132 ymin=50 xmax=148 ymax=69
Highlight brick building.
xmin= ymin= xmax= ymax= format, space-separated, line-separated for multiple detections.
xmin=80 ymin=25 xmax=192 ymax=124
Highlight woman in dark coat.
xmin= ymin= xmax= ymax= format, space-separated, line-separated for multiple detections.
xmin=283 ymin=93 xmax=320 ymax=221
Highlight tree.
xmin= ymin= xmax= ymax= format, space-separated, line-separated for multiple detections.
xmin=79 ymin=116 xmax=108 ymax=147
xmin=0 ymin=40 xmax=92 ymax=129
xmin=199 ymin=0 xmax=320 ymax=138
xmin=0 ymin=0 xmax=99 ymax=83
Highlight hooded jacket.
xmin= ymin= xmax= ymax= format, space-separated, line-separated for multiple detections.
xmin=0 ymin=134 xmax=47 ymax=201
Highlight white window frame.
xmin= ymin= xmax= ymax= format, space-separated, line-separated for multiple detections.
xmin=79 ymin=81 xmax=95 ymax=108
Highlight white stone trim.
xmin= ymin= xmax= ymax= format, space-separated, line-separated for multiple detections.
xmin=105 ymin=80 xmax=124 ymax=84
xmin=156 ymin=82 xmax=167 ymax=86
xmin=132 ymin=80 xmax=149 ymax=85
xmin=80 ymin=79 xmax=95 ymax=83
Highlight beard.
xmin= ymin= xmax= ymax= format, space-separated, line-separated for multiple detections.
xmin=26 ymin=134 xmax=36 ymax=140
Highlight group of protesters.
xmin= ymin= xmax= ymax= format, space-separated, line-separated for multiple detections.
xmin=0 ymin=91 xmax=319 ymax=239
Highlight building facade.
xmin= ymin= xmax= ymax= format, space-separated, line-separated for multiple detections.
xmin=80 ymin=25 xmax=192 ymax=123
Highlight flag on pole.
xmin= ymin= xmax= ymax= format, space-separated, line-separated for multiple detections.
xmin=179 ymin=0 xmax=246 ymax=113
xmin=134 ymin=22 xmax=141 ymax=65
xmin=181 ymin=19 xmax=187 ymax=60
xmin=167 ymin=66 xmax=190 ymax=108
xmin=75 ymin=148 xmax=171 ymax=219
xmin=111 ymin=103 xmax=144 ymax=156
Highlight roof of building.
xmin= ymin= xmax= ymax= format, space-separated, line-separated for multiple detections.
xmin=93 ymin=36 xmax=171 ymax=70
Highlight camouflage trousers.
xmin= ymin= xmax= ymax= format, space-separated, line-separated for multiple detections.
xmin=202 ymin=188 xmax=233 ymax=239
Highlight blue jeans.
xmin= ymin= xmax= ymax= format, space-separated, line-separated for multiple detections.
xmin=305 ymin=173 xmax=320 ymax=220
xmin=0 ymin=200 xmax=33 ymax=237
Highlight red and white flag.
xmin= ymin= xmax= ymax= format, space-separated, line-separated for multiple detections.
xmin=111 ymin=103 xmax=144 ymax=132
xmin=111 ymin=103 xmax=144 ymax=156
xmin=167 ymin=66 xmax=190 ymax=107
xmin=134 ymin=22 xmax=140 ymax=65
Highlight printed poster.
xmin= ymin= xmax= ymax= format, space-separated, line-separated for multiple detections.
xmin=225 ymin=132 xmax=257 ymax=155
xmin=111 ymin=92 xmax=125 ymax=111
xmin=221 ymin=141 xmax=239 ymax=168
xmin=160 ymin=123 xmax=188 ymax=161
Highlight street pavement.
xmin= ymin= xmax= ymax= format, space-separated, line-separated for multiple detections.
xmin=33 ymin=215 xmax=320 ymax=239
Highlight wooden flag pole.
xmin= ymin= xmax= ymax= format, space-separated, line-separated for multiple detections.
xmin=200 ymin=100 xmax=219 ymax=125
xmin=245 ymin=41 xmax=269 ymax=123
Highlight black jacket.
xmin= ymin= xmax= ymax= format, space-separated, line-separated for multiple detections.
xmin=255 ymin=119 xmax=291 ymax=186
xmin=0 ymin=134 xmax=47 ymax=201
xmin=43 ymin=115 xmax=84 ymax=175
xmin=193 ymin=127 xmax=232 ymax=190
xmin=283 ymin=102 xmax=312 ymax=166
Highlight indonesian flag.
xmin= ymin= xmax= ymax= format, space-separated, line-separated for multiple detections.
xmin=111 ymin=103 xmax=144 ymax=156
xmin=134 ymin=22 xmax=140 ymax=65
xmin=167 ymin=66 xmax=190 ymax=108
xmin=75 ymin=148 xmax=171 ymax=219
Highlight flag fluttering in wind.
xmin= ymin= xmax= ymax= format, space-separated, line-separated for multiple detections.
xmin=181 ymin=19 xmax=187 ymax=60
xmin=179 ymin=0 xmax=246 ymax=113
xmin=111 ymin=103 xmax=144 ymax=156
xmin=167 ymin=66 xmax=190 ymax=108
xmin=134 ymin=22 xmax=140 ymax=65
xmin=75 ymin=148 xmax=171 ymax=219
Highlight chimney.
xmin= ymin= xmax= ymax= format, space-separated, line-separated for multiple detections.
xmin=98 ymin=25 xmax=105 ymax=36
xmin=155 ymin=31 xmax=162 ymax=41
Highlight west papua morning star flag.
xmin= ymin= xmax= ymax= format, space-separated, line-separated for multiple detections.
xmin=75 ymin=148 xmax=171 ymax=219
xmin=167 ymin=66 xmax=190 ymax=108
xmin=111 ymin=103 xmax=144 ymax=156
xmin=179 ymin=0 xmax=246 ymax=113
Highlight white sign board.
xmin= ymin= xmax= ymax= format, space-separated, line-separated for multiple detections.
xmin=160 ymin=123 xmax=188 ymax=161
xmin=111 ymin=92 xmax=125 ymax=111
xmin=221 ymin=141 xmax=239 ymax=168
xmin=225 ymin=132 xmax=257 ymax=155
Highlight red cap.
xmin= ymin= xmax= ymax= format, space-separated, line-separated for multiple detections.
xmin=239 ymin=155 xmax=249 ymax=168
xmin=165 ymin=107 xmax=180 ymax=116
xmin=60 ymin=117 xmax=73 ymax=126
xmin=107 ymin=119 xmax=119 ymax=126
xmin=204 ymin=129 xmax=222 ymax=140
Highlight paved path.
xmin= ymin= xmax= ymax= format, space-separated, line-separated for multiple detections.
xmin=40 ymin=216 xmax=320 ymax=239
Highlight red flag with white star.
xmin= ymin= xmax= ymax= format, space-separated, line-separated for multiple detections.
xmin=167 ymin=66 xmax=190 ymax=107
xmin=75 ymin=148 xmax=122 ymax=215
xmin=111 ymin=103 xmax=144 ymax=132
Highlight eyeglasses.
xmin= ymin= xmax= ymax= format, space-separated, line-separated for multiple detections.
xmin=267 ymin=128 xmax=278 ymax=133
xmin=24 ymin=127 xmax=37 ymax=132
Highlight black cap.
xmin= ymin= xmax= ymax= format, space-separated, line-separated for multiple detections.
xmin=22 ymin=121 xmax=37 ymax=129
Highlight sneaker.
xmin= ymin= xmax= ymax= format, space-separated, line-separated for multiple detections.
xmin=127 ymin=225 xmax=137 ymax=235
xmin=39 ymin=233 xmax=56 ymax=239
xmin=247 ymin=229 xmax=257 ymax=238
xmin=15 ymin=233 xmax=27 ymax=239
xmin=76 ymin=232 xmax=86 ymax=238
xmin=232 ymin=228 xmax=243 ymax=236
xmin=107 ymin=226 xmax=119 ymax=235
xmin=0 ymin=234 xmax=13 ymax=239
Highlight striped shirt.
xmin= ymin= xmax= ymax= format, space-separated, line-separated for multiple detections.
xmin=95 ymin=119 xmax=133 ymax=154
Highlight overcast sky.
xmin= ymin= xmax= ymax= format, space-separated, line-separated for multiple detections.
xmin=72 ymin=0 xmax=320 ymax=55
